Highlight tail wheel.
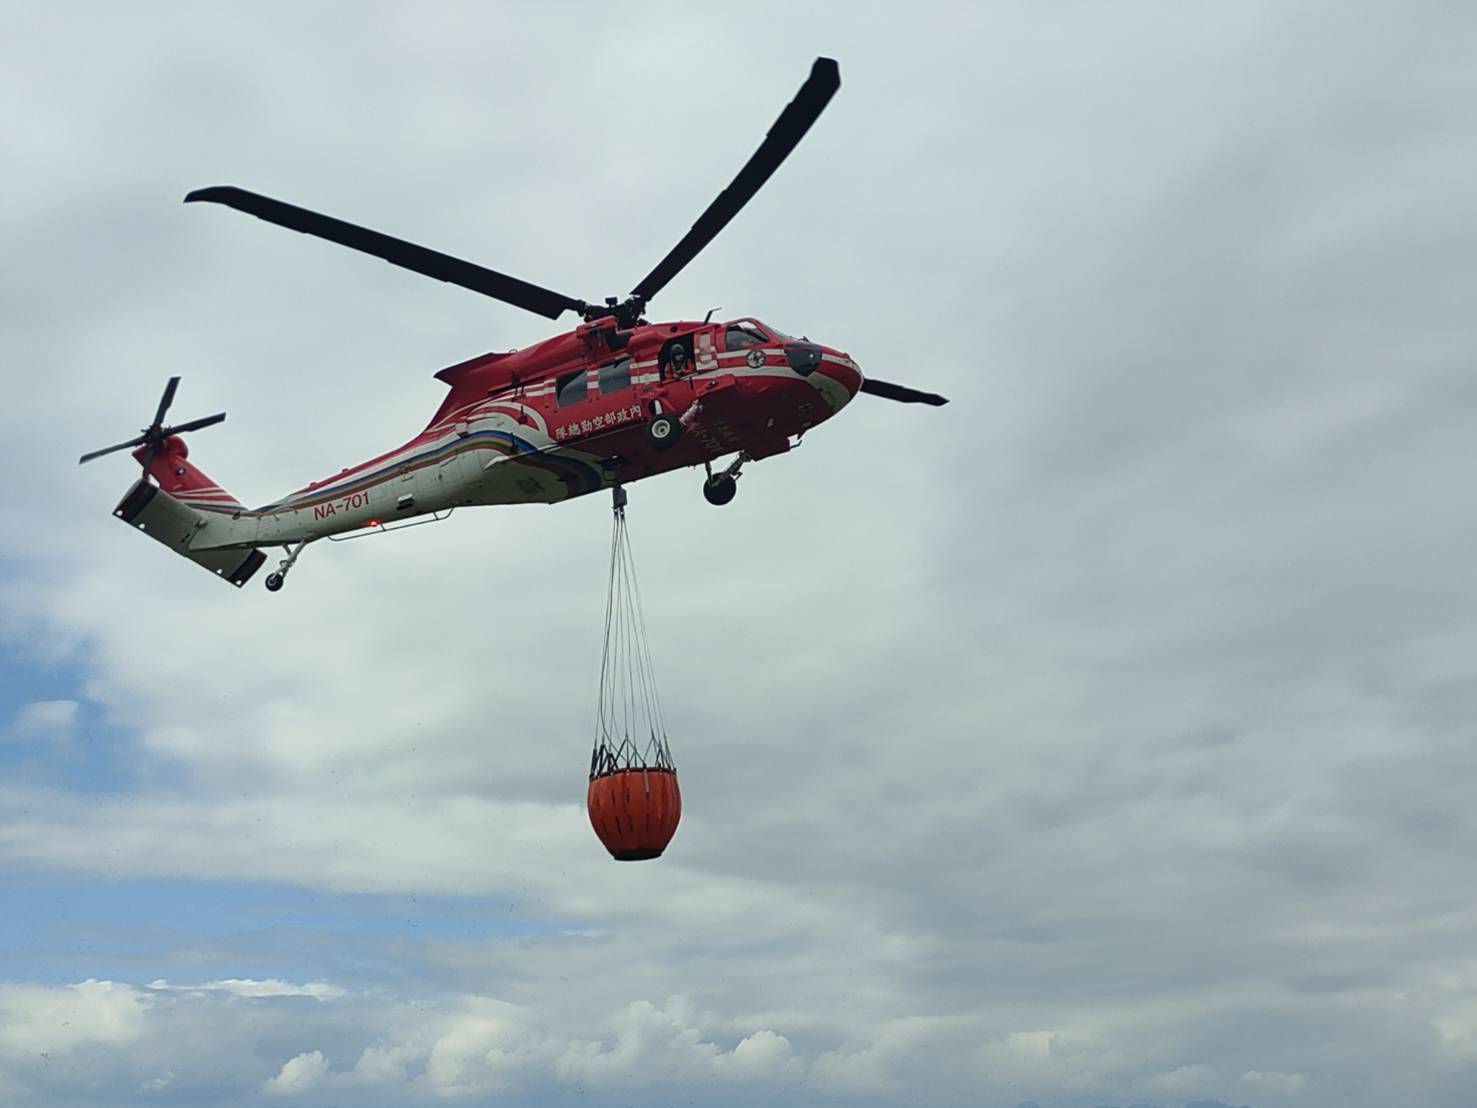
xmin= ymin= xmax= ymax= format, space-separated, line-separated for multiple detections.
xmin=703 ymin=474 xmax=737 ymax=506
xmin=645 ymin=413 xmax=681 ymax=451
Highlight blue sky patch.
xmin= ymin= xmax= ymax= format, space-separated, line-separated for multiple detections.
xmin=0 ymin=874 xmax=568 ymax=990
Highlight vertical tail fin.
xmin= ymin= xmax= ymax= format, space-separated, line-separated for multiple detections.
xmin=134 ymin=435 xmax=244 ymax=512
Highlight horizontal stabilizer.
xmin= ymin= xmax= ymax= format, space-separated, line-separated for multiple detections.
xmin=113 ymin=480 xmax=266 ymax=587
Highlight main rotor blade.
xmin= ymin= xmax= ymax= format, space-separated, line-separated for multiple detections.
xmin=629 ymin=57 xmax=841 ymax=304
xmin=163 ymin=412 xmax=227 ymax=436
xmin=79 ymin=435 xmax=147 ymax=465
xmin=185 ymin=186 xmax=587 ymax=321
xmin=859 ymin=378 xmax=949 ymax=406
xmin=153 ymin=376 xmax=180 ymax=427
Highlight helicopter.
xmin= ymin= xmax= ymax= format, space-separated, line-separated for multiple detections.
xmin=80 ymin=57 xmax=947 ymax=592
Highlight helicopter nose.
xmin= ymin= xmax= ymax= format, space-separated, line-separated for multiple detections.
xmin=819 ymin=351 xmax=863 ymax=399
xmin=785 ymin=343 xmax=860 ymax=413
xmin=825 ymin=354 xmax=863 ymax=398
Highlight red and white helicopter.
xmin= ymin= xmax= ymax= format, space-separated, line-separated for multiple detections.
xmin=81 ymin=58 xmax=946 ymax=592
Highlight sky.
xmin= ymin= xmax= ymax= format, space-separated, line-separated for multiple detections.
xmin=4 ymin=1 xmax=1477 ymax=1105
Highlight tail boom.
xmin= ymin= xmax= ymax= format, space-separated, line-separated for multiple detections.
xmin=114 ymin=437 xmax=267 ymax=587
xmin=113 ymin=479 xmax=266 ymax=587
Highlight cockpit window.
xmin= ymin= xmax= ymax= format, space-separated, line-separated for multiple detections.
xmin=724 ymin=321 xmax=770 ymax=350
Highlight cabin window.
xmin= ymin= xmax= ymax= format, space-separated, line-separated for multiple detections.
xmin=598 ymin=357 xmax=632 ymax=395
xmin=724 ymin=322 xmax=768 ymax=350
xmin=556 ymin=369 xmax=588 ymax=407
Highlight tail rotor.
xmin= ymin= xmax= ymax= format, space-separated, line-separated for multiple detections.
xmin=79 ymin=377 xmax=226 ymax=470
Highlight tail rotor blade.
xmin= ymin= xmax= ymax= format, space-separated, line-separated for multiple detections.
xmin=153 ymin=376 xmax=181 ymax=427
xmin=78 ymin=435 xmax=148 ymax=465
xmin=164 ymin=412 xmax=227 ymax=436
xmin=859 ymin=378 xmax=949 ymax=406
xmin=80 ymin=378 xmax=228 ymax=467
xmin=139 ymin=433 xmax=171 ymax=477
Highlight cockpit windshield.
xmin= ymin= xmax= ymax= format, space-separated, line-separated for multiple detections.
xmin=723 ymin=318 xmax=772 ymax=350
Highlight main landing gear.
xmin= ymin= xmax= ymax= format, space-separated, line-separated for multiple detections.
xmin=703 ymin=453 xmax=748 ymax=507
xmin=264 ymin=540 xmax=309 ymax=592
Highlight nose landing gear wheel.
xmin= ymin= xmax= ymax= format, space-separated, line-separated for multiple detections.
xmin=703 ymin=474 xmax=737 ymax=506
xmin=264 ymin=573 xmax=285 ymax=592
xmin=645 ymin=413 xmax=681 ymax=451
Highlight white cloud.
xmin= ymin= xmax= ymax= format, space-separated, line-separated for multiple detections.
xmin=246 ymin=993 xmax=818 ymax=1101
xmin=262 ymin=1050 xmax=329 ymax=1097
xmin=147 ymin=979 xmax=346 ymax=1001
xmin=420 ymin=998 xmax=555 ymax=1097
xmin=715 ymin=1028 xmax=800 ymax=1083
xmin=349 ymin=1041 xmax=423 ymax=1086
xmin=0 ymin=980 xmax=148 ymax=1055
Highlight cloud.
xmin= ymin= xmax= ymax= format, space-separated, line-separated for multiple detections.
xmin=716 ymin=1028 xmax=800 ymax=1082
xmin=1133 ymin=1064 xmax=1221 ymax=1099
xmin=147 ymin=979 xmax=346 ymax=1001
xmin=139 ymin=1070 xmax=175 ymax=1091
xmin=7 ymin=699 xmax=78 ymax=742
xmin=0 ymin=980 xmax=148 ymax=1054
xmin=7 ymin=3 xmax=1477 ymax=1107
xmin=262 ymin=1050 xmax=329 ymax=1097
xmin=0 ymin=977 xmax=872 ymax=1103
xmin=1238 ymin=1070 xmax=1309 ymax=1097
